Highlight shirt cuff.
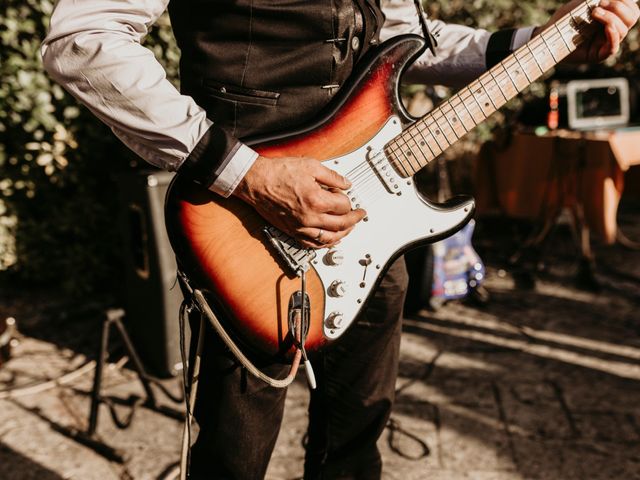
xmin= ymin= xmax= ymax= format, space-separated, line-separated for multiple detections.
xmin=513 ymin=26 xmax=536 ymax=50
xmin=486 ymin=26 xmax=536 ymax=69
xmin=208 ymin=144 xmax=259 ymax=197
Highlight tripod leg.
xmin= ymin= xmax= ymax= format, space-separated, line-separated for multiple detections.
xmin=112 ymin=313 xmax=158 ymax=405
xmin=88 ymin=313 xmax=112 ymax=436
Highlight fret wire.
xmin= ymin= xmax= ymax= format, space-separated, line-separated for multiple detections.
xmin=455 ymin=90 xmax=481 ymax=123
xmin=432 ymin=105 xmax=461 ymax=138
xmin=403 ymin=134 xmax=425 ymax=172
xmin=478 ymin=80 xmax=500 ymax=111
xmin=497 ymin=61 xmax=525 ymax=95
xmin=390 ymin=147 xmax=413 ymax=177
xmin=551 ymin=22 xmax=572 ymax=53
xmin=396 ymin=134 xmax=420 ymax=174
xmin=404 ymin=133 xmax=427 ymax=173
xmin=413 ymin=126 xmax=439 ymax=159
xmin=485 ymin=69 xmax=509 ymax=104
xmin=540 ymin=29 xmax=560 ymax=61
xmin=442 ymin=100 xmax=470 ymax=137
xmin=430 ymin=115 xmax=453 ymax=148
xmin=465 ymin=86 xmax=489 ymax=120
xmin=387 ymin=139 xmax=412 ymax=177
xmin=418 ymin=112 xmax=453 ymax=145
xmin=450 ymin=94 xmax=477 ymax=131
xmin=524 ymin=42 xmax=545 ymax=75
xmin=419 ymin=125 xmax=444 ymax=157
xmin=495 ymin=61 xmax=521 ymax=97
xmin=457 ymin=93 xmax=479 ymax=130
xmin=512 ymin=51 xmax=533 ymax=82
xmin=529 ymin=35 xmax=555 ymax=68
xmin=435 ymin=109 xmax=461 ymax=141
xmin=420 ymin=110 xmax=452 ymax=153
xmin=502 ymin=57 xmax=529 ymax=91
xmin=491 ymin=67 xmax=515 ymax=95
xmin=419 ymin=117 xmax=449 ymax=151
xmin=469 ymin=82 xmax=495 ymax=117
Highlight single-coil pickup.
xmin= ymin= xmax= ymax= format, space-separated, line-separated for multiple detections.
xmin=367 ymin=148 xmax=401 ymax=194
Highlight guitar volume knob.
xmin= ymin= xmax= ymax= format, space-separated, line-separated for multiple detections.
xmin=325 ymin=249 xmax=344 ymax=266
xmin=328 ymin=280 xmax=348 ymax=298
xmin=326 ymin=312 xmax=345 ymax=329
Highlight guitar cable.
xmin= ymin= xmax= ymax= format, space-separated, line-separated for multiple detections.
xmin=177 ymin=269 xmax=316 ymax=479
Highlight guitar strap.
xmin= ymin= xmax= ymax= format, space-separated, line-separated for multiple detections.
xmin=413 ymin=0 xmax=438 ymax=56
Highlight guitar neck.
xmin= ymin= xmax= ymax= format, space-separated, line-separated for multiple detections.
xmin=385 ymin=0 xmax=602 ymax=177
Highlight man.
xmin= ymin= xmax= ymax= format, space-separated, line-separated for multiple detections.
xmin=42 ymin=0 xmax=638 ymax=478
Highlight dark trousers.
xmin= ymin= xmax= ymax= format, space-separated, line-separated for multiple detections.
xmin=189 ymin=258 xmax=408 ymax=480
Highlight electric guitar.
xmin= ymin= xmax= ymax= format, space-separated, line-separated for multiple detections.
xmin=166 ymin=1 xmax=602 ymax=358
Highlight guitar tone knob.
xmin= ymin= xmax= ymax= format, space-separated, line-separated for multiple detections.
xmin=325 ymin=249 xmax=344 ymax=266
xmin=326 ymin=312 xmax=345 ymax=329
xmin=329 ymin=280 xmax=348 ymax=298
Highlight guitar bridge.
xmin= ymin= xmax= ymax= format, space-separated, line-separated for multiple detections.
xmin=263 ymin=226 xmax=317 ymax=276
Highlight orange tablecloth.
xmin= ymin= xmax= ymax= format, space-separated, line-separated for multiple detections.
xmin=476 ymin=128 xmax=640 ymax=244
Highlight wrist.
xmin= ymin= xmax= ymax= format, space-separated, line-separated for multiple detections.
xmin=232 ymin=155 xmax=266 ymax=203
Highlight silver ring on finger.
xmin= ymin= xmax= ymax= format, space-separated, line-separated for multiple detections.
xmin=314 ymin=228 xmax=325 ymax=244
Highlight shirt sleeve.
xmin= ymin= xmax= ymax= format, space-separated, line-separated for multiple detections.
xmin=380 ymin=0 xmax=536 ymax=87
xmin=41 ymin=0 xmax=257 ymax=196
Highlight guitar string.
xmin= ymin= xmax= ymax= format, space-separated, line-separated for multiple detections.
xmin=349 ymin=20 xmax=593 ymax=207
xmin=345 ymin=23 xmax=576 ymax=203
xmin=343 ymin=18 xmax=575 ymax=189
xmin=339 ymin=5 xmax=592 ymax=200
xmin=384 ymin=8 xmax=591 ymax=177
xmin=384 ymin=0 xmax=595 ymax=174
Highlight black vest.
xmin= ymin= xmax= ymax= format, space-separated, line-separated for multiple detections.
xmin=169 ymin=0 xmax=383 ymax=139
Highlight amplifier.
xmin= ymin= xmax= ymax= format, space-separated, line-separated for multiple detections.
xmin=117 ymin=170 xmax=186 ymax=377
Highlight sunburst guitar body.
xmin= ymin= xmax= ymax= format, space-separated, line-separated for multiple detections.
xmin=165 ymin=35 xmax=475 ymax=360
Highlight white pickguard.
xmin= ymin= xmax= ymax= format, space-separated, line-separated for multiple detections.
xmin=313 ymin=116 xmax=475 ymax=340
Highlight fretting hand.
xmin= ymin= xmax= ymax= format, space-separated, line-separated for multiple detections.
xmin=534 ymin=0 xmax=639 ymax=63
xmin=233 ymin=155 xmax=367 ymax=249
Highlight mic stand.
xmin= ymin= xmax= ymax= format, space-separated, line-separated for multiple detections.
xmin=58 ymin=308 xmax=184 ymax=464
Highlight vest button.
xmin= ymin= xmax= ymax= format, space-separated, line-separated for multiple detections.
xmin=351 ymin=36 xmax=360 ymax=52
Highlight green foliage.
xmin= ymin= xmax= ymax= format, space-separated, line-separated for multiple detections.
xmin=0 ymin=0 xmax=179 ymax=295
xmin=0 ymin=0 xmax=638 ymax=296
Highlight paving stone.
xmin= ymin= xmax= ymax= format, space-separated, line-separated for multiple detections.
xmin=1 ymin=211 xmax=639 ymax=478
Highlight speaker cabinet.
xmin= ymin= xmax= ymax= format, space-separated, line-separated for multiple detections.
xmin=117 ymin=170 xmax=186 ymax=377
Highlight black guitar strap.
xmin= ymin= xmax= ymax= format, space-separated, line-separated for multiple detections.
xmin=413 ymin=0 xmax=438 ymax=56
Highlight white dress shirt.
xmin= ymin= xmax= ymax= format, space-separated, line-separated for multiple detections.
xmin=41 ymin=0 xmax=534 ymax=196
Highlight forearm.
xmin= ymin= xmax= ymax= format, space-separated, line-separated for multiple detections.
xmin=41 ymin=0 xmax=255 ymax=195
xmin=381 ymin=0 xmax=535 ymax=87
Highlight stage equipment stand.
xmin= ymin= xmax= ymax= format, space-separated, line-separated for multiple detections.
xmin=59 ymin=308 xmax=184 ymax=463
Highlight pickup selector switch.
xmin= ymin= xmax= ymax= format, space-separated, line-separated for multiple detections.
xmin=326 ymin=312 xmax=345 ymax=329
xmin=328 ymin=280 xmax=348 ymax=298
xmin=325 ymin=249 xmax=344 ymax=266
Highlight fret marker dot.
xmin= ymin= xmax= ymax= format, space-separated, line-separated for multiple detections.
xmin=420 ymin=141 xmax=425 ymax=146
xmin=485 ymin=103 xmax=490 ymax=107
xmin=406 ymin=151 xmax=412 ymax=156
xmin=435 ymin=130 xmax=440 ymax=135
xmin=451 ymin=117 xmax=457 ymax=123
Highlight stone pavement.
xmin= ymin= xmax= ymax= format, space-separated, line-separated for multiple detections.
xmin=1 ymin=213 xmax=639 ymax=480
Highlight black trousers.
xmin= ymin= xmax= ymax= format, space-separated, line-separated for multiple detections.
xmin=188 ymin=258 xmax=408 ymax=480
